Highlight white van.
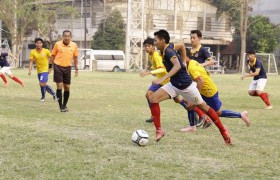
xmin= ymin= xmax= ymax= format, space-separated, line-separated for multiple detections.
xmin=78 ymin=49 xmax=125 ymax=72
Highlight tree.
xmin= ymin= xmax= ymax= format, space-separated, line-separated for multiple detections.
xmin=92 ymin=9 xmax=125 ymax=50
xmin=247 ymin=15 xmax=280 ymax=53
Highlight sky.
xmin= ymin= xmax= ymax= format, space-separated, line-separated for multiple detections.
xmin=251 ymin=0 xmax=280 ymax=24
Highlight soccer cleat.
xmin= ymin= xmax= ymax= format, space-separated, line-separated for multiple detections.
xmin=40 ymin=98 xmax=45 ymax=102
xmin=60 ymin=106 xmax=68 ymax=112
xmin=241 ymin=111 xmax=251 ymax=127
xmin=221 ymin=127 xmax=232 ymax=146
xmin=196 ymin=115 xmax=206 ymax=127
xmin=202 ymin=116 xmax=213 ymax=129
xmin=156 ymin=129 xmax=165 ymax=142
xmin=145 ymin=117 xmax=153 ymax=123
xmin=180 ymin=126 xmax=196 ymax=133
xmin=264 ymin=105 xmax=273 ymax=110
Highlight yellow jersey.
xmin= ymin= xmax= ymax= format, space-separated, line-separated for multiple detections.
xmin=148 ymin=51 xmax=169 ymax=85
xmin=187 ymin=60 xmax=218 ymax=97
xmin=29 ymin=48 xmax=51 ymax=74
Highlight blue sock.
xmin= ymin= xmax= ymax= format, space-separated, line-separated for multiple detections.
xmin=188 ymin=110 xmax=195 ymax=126
xmin=40 ymin=86 xmax=47 ymax=99
xmin=46 ymin=85 xmax=56 ymax=96
xmin=180 ymin=100 xmax=187 ymax=110
xmin=221 ymin=110 xmax=241 ymax=118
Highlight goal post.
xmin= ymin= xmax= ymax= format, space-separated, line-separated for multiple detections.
xmin=242 ymin=53 xmax=278 ymax=75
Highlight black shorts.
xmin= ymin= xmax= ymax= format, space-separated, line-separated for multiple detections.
xmin=54 ymin=64 xmax=71 ymax=84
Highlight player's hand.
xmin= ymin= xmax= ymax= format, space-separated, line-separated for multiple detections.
xmin=28 ymin=70 xmax=31 ymax=75
xmin=139 ymin=71 xmax=150 ymax=77
xmin=153 ymin=78 xmax=164 ymax=85
xmin=75 ymin=69 xmax=78 ymax=77
xmin=240 ymin=76 xmax=246 ymax=80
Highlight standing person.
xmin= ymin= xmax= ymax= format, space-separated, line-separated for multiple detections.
xmin=140 ymin=37 xmax=194 ymax=126
xmin=149 ymin=29 xmax=231 ymax=145
xmin=180 ymin=48 xmax=250 ymax=131
xmin=29 ymin=38 xmax=57 ymax=101
xmin=241 ymin=50 xmax=272 ymax=110
xmin=0 ymin=45 xmax=24 ymax=87
xmin=50 ymin=30 xmax=79 ymax=112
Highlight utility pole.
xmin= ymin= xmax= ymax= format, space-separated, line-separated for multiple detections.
xmin=84 ymin=0 xmax=87 ymax=49
xmin=240 ymin=0 xmax=248 ymax=72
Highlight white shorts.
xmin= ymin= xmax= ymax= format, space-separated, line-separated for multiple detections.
xmin=249 ymin=78 xmax=267 ymax=91
xmin=0 ymin=66 xmax=12 ymax=75
xmin=161 ymin=82 xmax=204 ymax=105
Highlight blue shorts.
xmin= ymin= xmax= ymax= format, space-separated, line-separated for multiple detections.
xmin=202 ymin=92 xmax=222 ymax=111
xmin=38 ymin=72 xmax=49 ymax=83
xmin=148 ymin=84 xmax=162 ymax=92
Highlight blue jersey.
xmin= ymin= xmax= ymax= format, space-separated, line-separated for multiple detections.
xmin=0 ymin=52 xmax=10 ymax=67
xmin=248 ymin=59 xmax=267 ymax=80
xmin=162 ymin=43 xmax=192 ymax=90
xmin=190 ymin=45 xmax=211 ymax=64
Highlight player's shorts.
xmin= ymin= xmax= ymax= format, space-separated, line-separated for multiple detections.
xmin=0 ymin=66 xmax=12 ymax=75
xmin=37 ymin=72 xmax=49 ymax=83
xmin=201 ymin=92 xmax=222 ymax=111
xmin=54 ymin=64 xmax=71 ymax=84
xmin=148 ymin=84 xmax=162 ymax=92
xmin=161 ymin=82 xmax=203 ymax=105
xmin=249 ymin=78 xmax=267 ymax=91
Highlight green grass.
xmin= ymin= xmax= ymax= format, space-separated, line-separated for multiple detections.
xmin=0 ymin=70 xmax=279 ymax=179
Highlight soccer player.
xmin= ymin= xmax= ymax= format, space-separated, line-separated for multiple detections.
xmin=190 ymin=30 xmax=214 ymax=67
xmin=140 ymin=37 xmax=193 ymax=125
xmin=29 ymin=38 xmax=57 ymax=101
xmin=0 ymin=45 xmax=24 ymax=87
xmin=180 ymin=48 xmax=250 ymax=132
xmin=50 ymin=30 xmax=78 ymax=112
xmin=149 ymin=29 xmax=231 ymax=145
xmin=241 ymin=50 xmax=272 ymax=110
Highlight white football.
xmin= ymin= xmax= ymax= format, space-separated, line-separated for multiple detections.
xmin=131 ymin=130 xmax=149 ymax=146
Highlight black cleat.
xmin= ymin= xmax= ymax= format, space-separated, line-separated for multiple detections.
xmin=145 ymin=117 xmax=153 ymax=123
xmin=60 ymin=106 xmax=68 ymax=112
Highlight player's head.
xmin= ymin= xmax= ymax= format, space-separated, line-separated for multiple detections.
xmin=190 ymin=30 xmax=202 ymax=46
xmin=247 ymin=49 xmax=256 ymax=61
xmin=0 ymin=44 xmax=6 ymax=51
xmin=35 ymin=38 xmax=44 ymax=49
xmin=62 ymin=30 xmax=72 ymax=45
xmin=154 ymin=29 xmax=170 ymax=51
xmin=143 ymin=37 xmax=155 ymax=54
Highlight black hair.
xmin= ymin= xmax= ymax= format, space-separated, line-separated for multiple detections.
xmin=143 ymin=37 xmax=155 ymax=45
xmin=247 ymin=49 xmax=256 ymax=55
xmin=62 ymin=30 xmax=72 ymax=36
xmin=35 ymin=38 xmax=44 ymax=43
xmin=1 ymin=44 xmax=6 ymax=48
xmin=154 ymin=29 xmax=170 ymax=43
xmin=190 ymin=30 xmax=202 ymax=38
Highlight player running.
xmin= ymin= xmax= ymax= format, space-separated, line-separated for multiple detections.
xmin=29 ymin=38 xmax=57 ymax=101
xmin=241 ymin=50 xmax=272 ymax=110
xmin=149 ymin=29 xmax=231 ymax=145
xmin=0 ymin=45 xmax=24 ymax=87
xmin=140 ymin=37 xmax=195 ymax=128
xmin=180 ymin=48 xmax=250 ymax=132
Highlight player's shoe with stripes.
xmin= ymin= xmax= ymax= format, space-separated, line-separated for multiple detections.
xmin=196 ymin=115 xmax=206 ymax=127
xmin=202 ymin=116 xmax=213 ymax=129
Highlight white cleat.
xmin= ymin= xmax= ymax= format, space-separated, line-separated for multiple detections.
xmin=264 ymin=105 xmax=273 ymax=110
xmin=40 ymin=98 xmax=45 ymax=102
xmin=241 ymin=111 xmax=251 ymax=127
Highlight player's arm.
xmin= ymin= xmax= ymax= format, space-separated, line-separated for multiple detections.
xmin=28 ymin=60 xmax=33 ymax=75
xmin=241 ymin=68 xmax=260 ymax=80
xmin=202 ymin=57 xmax=215 ymax=67
xmin=174 ymin=43 xmax=187 ymax=65
xmin=194 ymin=76 xmax=204 ymax=91
xmin=140 ymin=68 xmax=165 ymax=77
xmin=74 ymin=56 xmax=78 ymax=77
xmin=153 ymin=56 xmax=180 ymax=85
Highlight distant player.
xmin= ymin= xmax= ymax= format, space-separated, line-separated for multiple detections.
xmin=241 ymin=50 xmax=272 ymax=110
xmin=29 ymin=38 xmax=57 ymax=101
xmin=140 ymin=37 xmax=195 ymax=127
xmin=149 ymin=29 xmax=231 ymax=145
xmin=180 ymin=48 xmax=250 ymax=131
xmin=0 ymin=45 xmax=24 ymax=87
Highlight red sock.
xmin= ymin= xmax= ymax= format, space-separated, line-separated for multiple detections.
xmin=206 ymin=108 xmax=225 ymax=132
xmin=194 ymin=106 xmax=206 ymax=118
xmin=0 ymin=74 xmax=7 ymax=84
xmin=150 ymin=103 xmax=161 ymax=130
xmin=259 ymin=93 xmax=271 ymax=106
xmin=12 ymin=76 xmax=23 ymax=85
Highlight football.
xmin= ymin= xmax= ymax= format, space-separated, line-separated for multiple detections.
xmin=131 ymin=130 xmax=149 ymax=146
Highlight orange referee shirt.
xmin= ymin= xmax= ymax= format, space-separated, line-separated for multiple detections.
xmin=52 ymin=40 xmax=78 ymax=67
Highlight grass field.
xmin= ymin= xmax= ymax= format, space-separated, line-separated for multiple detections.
xmin=0 ymin=70 xmax=279 ymax=179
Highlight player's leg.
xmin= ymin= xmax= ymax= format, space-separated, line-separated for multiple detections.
xmin=61 ymin=66 xmax=72 ymax=112
xmin=6 ymin=67 xmax=24 ymax=87
xmin=0 ymin=69 xmax=8 ymax=86
xmin=149 ymin=83 xmax=177 ymax=141
xmin=54 ymin=65 xmax=64 ymax=110
xmin=38 ymin=72 xmax=48 ymax=101
xmin=145 ymin=84 xmax=161 ymax=123
xmin=256 ymin=79 xmax=272 ymax=109
xmin=46 ymin=84 xmax=57 ymax=100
